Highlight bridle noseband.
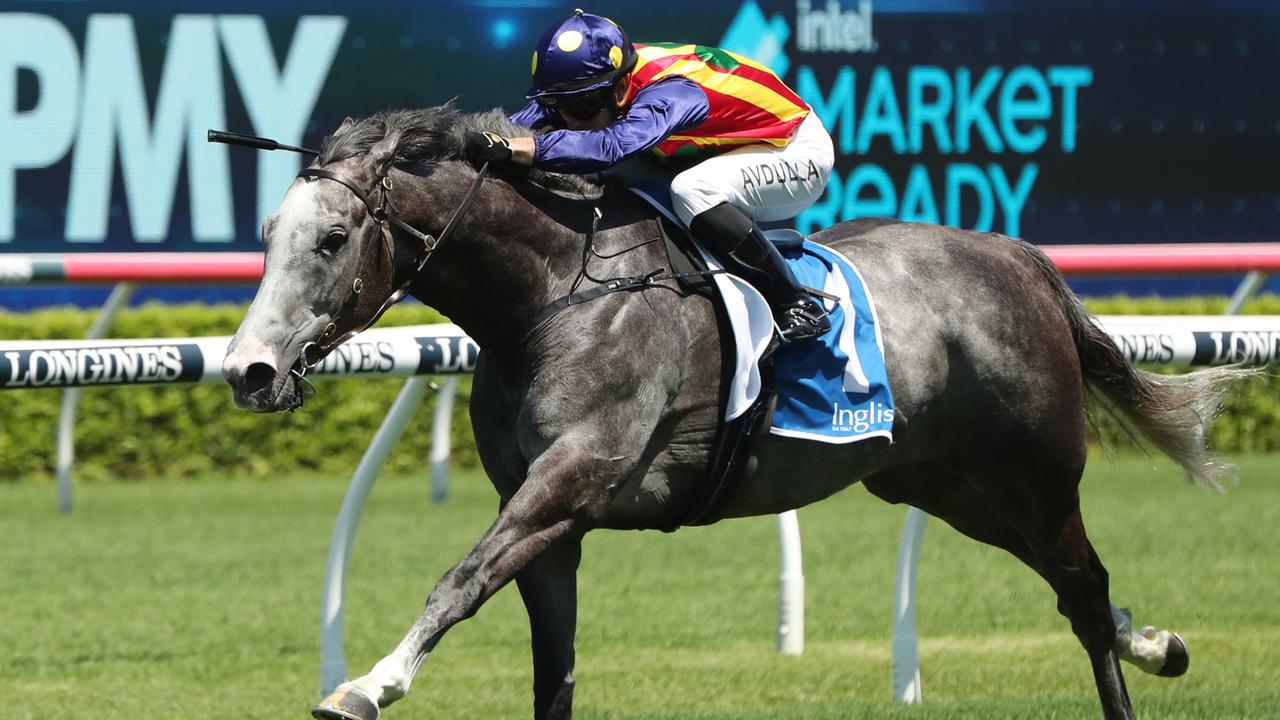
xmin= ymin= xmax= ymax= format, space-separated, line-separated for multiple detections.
xmin=292 ymin=160 xmax=490 ymax=373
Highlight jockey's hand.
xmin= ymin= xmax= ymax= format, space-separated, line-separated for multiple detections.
xmin=462 ymin=131 xmax=514 ymax=167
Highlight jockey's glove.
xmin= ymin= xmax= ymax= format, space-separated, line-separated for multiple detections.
xmin=462 ymin=131 xmax=514 ymax=167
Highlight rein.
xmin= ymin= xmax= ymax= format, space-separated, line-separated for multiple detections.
xmin=511 ymin=208 xmax=726 ymax=346
xmin=207 ymin=127 xmax=719 ymax=385
xmin=307 ymin=163 xmax=722 ymax=355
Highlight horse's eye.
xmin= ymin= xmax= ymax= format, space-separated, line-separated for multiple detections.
xmin=318 ymin=230 xmax=348 ymax=257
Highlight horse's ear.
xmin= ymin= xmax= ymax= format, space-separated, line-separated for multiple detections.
xmin=333 ymin=117 xmax=356 ymax=136
xmin=369 ymin=133 xmax=400 ymax=176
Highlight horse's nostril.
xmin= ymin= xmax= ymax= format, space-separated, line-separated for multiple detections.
xmin=243 ymin=362 xmax=277 ymax=396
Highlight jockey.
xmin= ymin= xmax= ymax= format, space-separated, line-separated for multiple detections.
xmin=462 ymin=9 xmax=834 ymax=343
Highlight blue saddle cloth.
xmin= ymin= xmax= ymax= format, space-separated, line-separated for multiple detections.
xmin=769 ymin=242 xmax=894 ymax=444
xmin=626 ymin=183 xmax=893 ymax=445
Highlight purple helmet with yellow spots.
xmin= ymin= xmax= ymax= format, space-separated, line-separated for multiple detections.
xmin=527 ymin=9 xmax=636 ymax=104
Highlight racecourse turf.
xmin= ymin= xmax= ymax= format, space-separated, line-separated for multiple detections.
xmin=3 ymin=453 xmax=1279 ymax=720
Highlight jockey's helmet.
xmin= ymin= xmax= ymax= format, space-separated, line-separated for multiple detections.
xmin=527 ymin=9 xmax=636 ymax=112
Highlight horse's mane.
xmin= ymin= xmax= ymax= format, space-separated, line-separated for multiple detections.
xmin=318 ymin=103 xmax=604 ymax=199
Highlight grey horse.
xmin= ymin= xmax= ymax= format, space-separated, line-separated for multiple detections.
xmin=222 ymin=106 xmax=1252 ymax=720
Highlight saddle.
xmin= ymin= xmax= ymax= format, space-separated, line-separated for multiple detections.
xmin=520 ymin=181 xmax=889 ymax=529
xmin=648 ymin=204 xmax=784 ymax=530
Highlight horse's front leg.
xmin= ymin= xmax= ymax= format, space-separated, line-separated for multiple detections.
xmin=517 ymin=537 xmax=581 ymax=720
xmin=311 ymin=441 xmax=625 ymax=720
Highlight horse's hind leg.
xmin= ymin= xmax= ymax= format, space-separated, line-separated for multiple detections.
xmin=976 ymin=450 xmax=1155 ymax=720
xmin=1030 ymin=502 xmax=1137 ymax=720
xmin=1025 ymin=498 xmax=1186 ymax=684
xmin=866 ymin=462 xmax=1138 ymax=720
xmin=864 ymin=463 xmax=1044 ymax=571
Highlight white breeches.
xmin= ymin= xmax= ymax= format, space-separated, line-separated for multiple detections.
xmin=669 ymin=110 xmax=835 ymax=226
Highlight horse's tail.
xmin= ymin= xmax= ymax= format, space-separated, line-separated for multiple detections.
xmin=1015 ymin=239 xmax=1257 ymax=489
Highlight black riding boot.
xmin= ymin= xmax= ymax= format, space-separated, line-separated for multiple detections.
xmin=689 ymin=203 xmax=831 ymax=343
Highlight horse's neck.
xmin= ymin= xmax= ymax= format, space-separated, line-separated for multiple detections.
xmin=411 ymin=175 xmax=609 ymax=349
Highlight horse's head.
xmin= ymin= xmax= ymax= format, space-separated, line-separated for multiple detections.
xmin=223 ymin=106 xmax=583 ymax=411
xmin=223 ymin=116 xmax=428 ymax=412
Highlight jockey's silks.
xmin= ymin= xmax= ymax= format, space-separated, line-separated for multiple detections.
xmin=624 ymin=43 xmax=811 ymax=159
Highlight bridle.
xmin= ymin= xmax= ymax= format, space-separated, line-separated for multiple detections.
xmin=292 ymin=160 xmax=490 ymax=374
xmin=206 ymin=128 xmax=489 ymax=386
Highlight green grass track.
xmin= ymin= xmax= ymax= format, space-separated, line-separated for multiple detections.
xmin=3 ymin=453 xmax=1279 ymax=719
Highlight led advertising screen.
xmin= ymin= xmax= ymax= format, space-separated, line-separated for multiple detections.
xmin=2 ymin=1 xmax=1276 ymax=302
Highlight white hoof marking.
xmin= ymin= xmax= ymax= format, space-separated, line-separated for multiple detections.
xmin=1112 ymin=605 xmax=1177 ymax=675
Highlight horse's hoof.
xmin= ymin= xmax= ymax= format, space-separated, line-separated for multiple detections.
xmin=1156 ymin=632 xmax=1189 ymax=677
xmin=312 ymin=688 xmax=379 ymax=720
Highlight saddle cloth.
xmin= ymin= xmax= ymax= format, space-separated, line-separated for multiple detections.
xmin=630 ymin=185 xmax=895 ymax=445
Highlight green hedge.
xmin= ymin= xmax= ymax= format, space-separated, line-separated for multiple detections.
xmin=0 ymin=302 xmax=478 ymax=482
xmin=1 ymin=296 xmax=1277 ymax=483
